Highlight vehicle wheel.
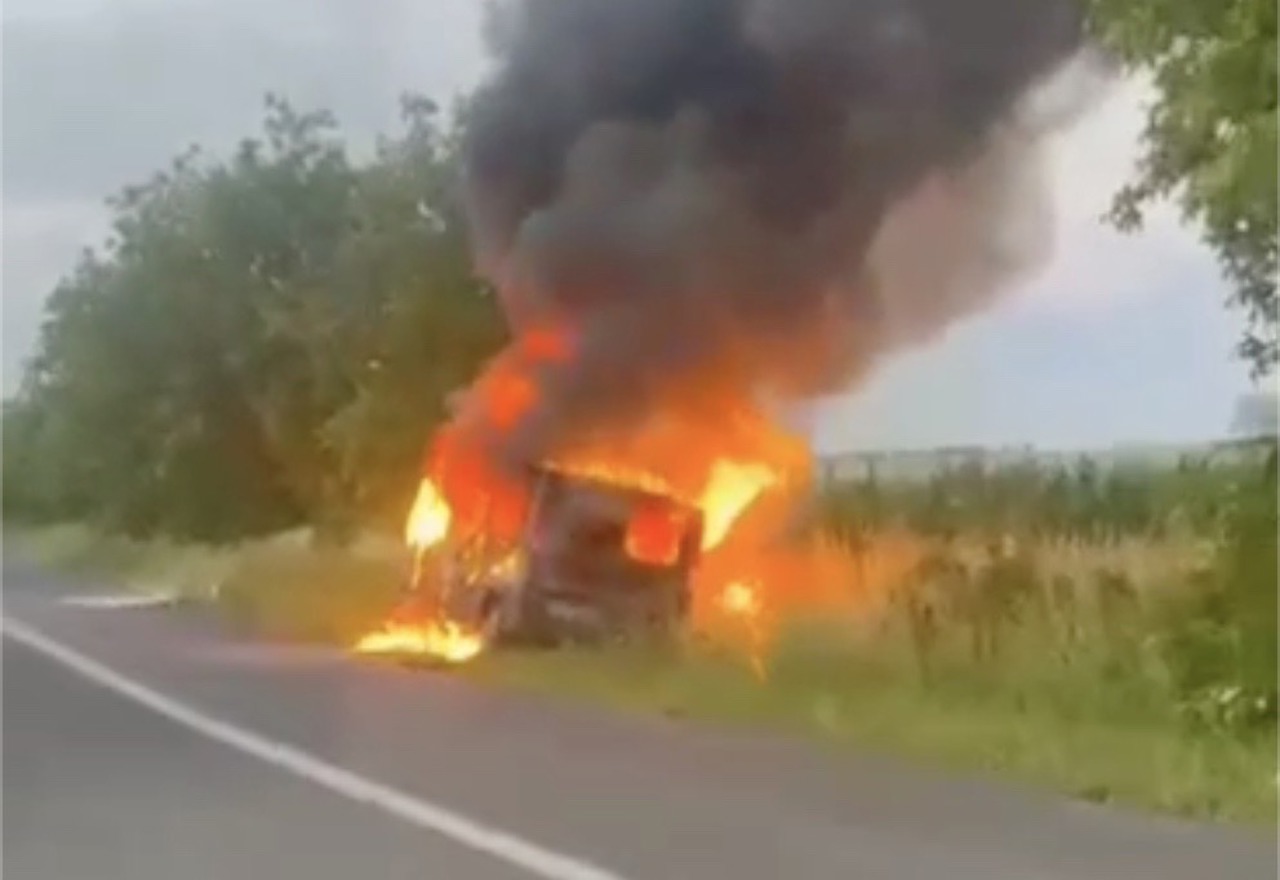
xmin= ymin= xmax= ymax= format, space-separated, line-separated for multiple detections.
xmin=506 ymin=585 xmax=563 ymax=648
xmin=475 ymin=589 xmax=505 ymax=642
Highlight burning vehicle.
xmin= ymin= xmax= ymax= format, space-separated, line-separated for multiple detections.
xmin=356 ymin=0 xmax=1094 ymax=667
xmin=417 ymin=464 xmax=703 ymax=647
xmin=355 ymin=406 xmax=799 ymax=664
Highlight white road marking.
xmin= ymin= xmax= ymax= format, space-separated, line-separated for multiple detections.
xmin=2 ymin=616 xmax=630 ymax=880
xmin=59 ymin=594 xmax=176 ymax=610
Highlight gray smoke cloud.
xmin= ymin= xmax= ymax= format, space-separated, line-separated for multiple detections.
xmin=460 ymin=0 xmax=1095 ymax=463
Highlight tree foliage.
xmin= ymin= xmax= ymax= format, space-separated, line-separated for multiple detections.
xmin=3 ymin=94 xmax=504 ymax=541
xmin=1087 ymin=0 xmax=1278 ymax=375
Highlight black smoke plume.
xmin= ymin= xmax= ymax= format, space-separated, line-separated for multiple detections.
xmin=460 ymin=0 xmax=1095 ymax=463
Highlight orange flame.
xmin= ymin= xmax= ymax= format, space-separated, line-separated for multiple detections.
xmin=698 ymin=460 xmax=779 ymax=550
xmin=542 ymin=405 xmax=806 ymax=557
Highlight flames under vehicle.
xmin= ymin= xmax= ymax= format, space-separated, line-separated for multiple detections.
xmin=402 ymin=465 xmax=704 ymax=647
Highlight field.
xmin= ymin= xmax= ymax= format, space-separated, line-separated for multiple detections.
xmin=8 ymin=448 xmax=1277 ymax=824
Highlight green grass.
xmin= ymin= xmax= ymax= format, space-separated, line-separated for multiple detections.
xmin=214 ymin=539 xmax=403 ymax=644
xmin=466 ymin=631 xmax=1275 ymax=824
xmin=6 ymin=525 xmax=403 ymax=644
xmin=7 ymin=524 xmax=1275 ymax=826
xmin=6 ymin=524 xmax=238 ymax=600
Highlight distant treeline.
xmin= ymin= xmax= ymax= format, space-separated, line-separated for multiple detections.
xmin=819 ymin=436 xmax=1277 ymax=484
xmin=818 ymin=446 xmax=1277 ymax=542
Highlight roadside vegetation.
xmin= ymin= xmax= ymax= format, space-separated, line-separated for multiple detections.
xmin=3 ymin=0 xmax=1276 ymax=828
xmin=479 ymin=447 xmax=1278 ymax=824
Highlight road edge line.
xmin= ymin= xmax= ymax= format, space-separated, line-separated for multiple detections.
xmin=2 ymin=615 xmax=630 ymax=880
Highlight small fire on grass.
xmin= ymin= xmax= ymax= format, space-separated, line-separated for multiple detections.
xmin=719 ymin=580 xmax=763 ymax=619
xmin=354 ymin=617 xmax=485 ymax=665
xmin=717 ymin=578 xmax=768 ymax=680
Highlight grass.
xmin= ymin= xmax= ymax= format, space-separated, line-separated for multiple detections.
xmin=469 ymin=639 xmax=1275 ymax=823
xmin=5 ymin=525 xmax=403 ymax=644
xmin=6 ymin=523 xmax=1275 ymax=826
xmin=214 ymin=539 xmax=402 ymax=644
xmin=8 ymin=523 xmax=239 ymax=600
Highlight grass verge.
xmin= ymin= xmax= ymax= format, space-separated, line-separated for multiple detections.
xmin=469 ymin=637 xmax=1275 ymax=824
xmin=7 ymin=525 xmax=1275 ymax=826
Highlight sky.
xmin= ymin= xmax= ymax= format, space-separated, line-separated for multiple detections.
xmin=1 ymin=0 xmax=1263 ymax=453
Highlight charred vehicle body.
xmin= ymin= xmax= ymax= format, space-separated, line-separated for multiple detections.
xmin=408 ymin=466 xmax=703 ymax=645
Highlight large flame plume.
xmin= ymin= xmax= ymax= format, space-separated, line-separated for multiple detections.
xmin=357 ymin=0 xmax=1097 ymax=670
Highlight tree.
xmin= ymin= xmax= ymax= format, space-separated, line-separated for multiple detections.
xmin=317 ymin=95 xmax=505 ymax=528
xmin=1088 ymin=0 xmax=1278 ymax=376
xmin=3 ymin=93 xmax=504 ymax=541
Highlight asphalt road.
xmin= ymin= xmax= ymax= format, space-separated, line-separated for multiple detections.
xmin=4 ymin=559 xmax=1275 ymax=880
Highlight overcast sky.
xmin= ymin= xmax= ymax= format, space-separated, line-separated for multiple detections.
xmin=1 ymin=0 xmax=1260 ymax=452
